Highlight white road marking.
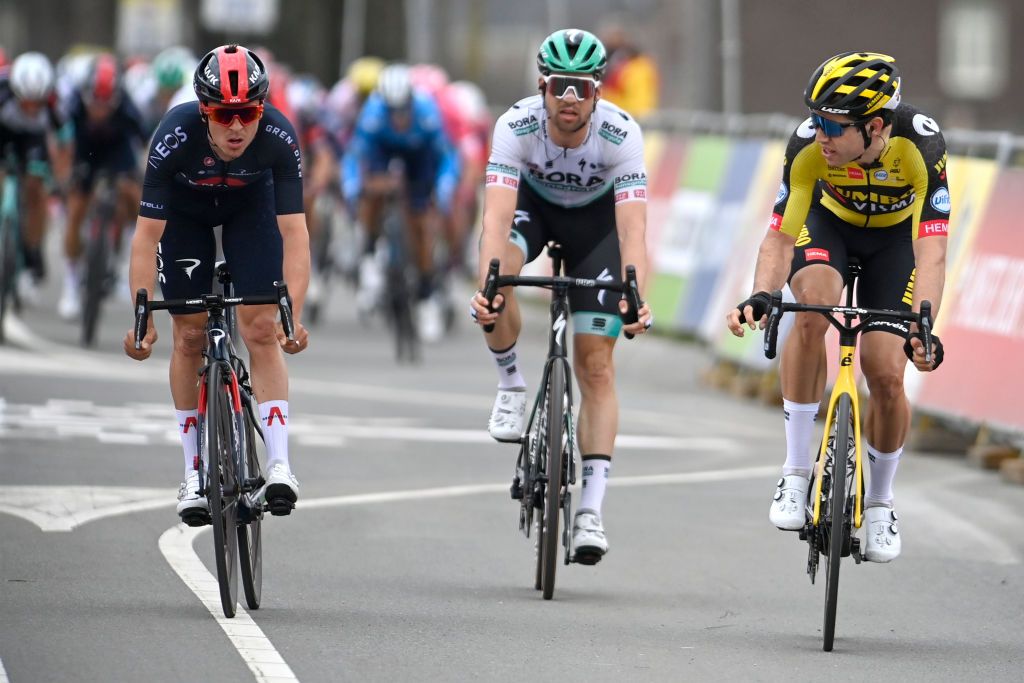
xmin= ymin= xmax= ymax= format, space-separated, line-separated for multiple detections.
xmin=900 ymin=489 xmax=1020 ymax=565
xmin=158 ymin=526 xmax=300 ymax=683
xmin=0 ymin=655 xmax=9 ymax=682
xmin=0 ymin=486 xmax=173 ymax=532
xmin=0 ymin=400 xmax=742 ymax=453
xmin=160 ymin=465 xmax=778 ymax=683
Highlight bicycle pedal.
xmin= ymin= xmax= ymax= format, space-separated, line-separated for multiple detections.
xmin=180 ymin=509 xmax=211 ymax=527
xmin=266 ymin=497 xmax=295 ymax=516
xmin=510 ymin=480 xmax=524 ymax=500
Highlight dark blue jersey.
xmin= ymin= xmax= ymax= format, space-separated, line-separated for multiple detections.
xmin=68 ymin=90 xmax=147 ymax=154
xmin=139 ymin=101 xmax=304 ymax=220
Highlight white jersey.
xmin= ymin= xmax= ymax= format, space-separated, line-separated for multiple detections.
xmin=486 ymin=95 xmax=647 ymax=209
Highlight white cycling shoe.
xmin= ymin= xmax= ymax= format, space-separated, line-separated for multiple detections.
xmin=864 ymin=505 xmax=901 ymax=562
xmin=769 ymin=475 xmax=809 ymax=530
xmin=176 ymin=470 xmax=210 ymax=527
xmin=572 ymin=509 xmax=608 ymax=565
xmin=488 ymin=387 xmax=527 ymax=442
xmin=416 ymin=295 xmax=445 ymax=344
xmin=263 ymin=462 xmax=299 ymax=516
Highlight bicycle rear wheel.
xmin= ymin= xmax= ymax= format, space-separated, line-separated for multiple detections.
xmin=238 ymin=403 xmax=263 ymax=610
xmin=207 ymin=366 xmax=239 ymax=618
xmin=823 ymin=393 xmax=853 ymax=651
xmin=540 ymin=360 xmax=566 ymax=600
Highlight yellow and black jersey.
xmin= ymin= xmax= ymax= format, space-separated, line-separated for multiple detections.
xmin=770 ymin=102 xmax=950 ymax=241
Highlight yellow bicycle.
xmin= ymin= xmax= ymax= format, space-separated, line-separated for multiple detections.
xmin=763 ymin=261 xmax=933 ymax=652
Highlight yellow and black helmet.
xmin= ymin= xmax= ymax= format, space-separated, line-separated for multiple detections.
xmin=804 ymin=51 xmax=901 ymax=118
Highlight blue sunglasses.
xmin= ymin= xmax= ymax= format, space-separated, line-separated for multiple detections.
xmin=810 ymin=112 xmax=862 ymax=138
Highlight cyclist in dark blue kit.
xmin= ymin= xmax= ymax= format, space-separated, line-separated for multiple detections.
xmin=123 ymin=44 xmax=310 ymax=525
xmin=60 ymin=53 xmax=148 ymax=319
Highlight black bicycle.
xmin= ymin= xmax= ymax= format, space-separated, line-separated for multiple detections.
xmin=134 ymin=273 xmax=295 ymax=618
xmin=380 ymin=193 xmax=419 ymax=363
xmin=761 ymin=260 xmax=932 ymax=651
xmin=0 ymin=144 xmax=24 ymax=344
xmin=80 ymin=169 xmax=121 ymax=347
xmin=482 ymin=244 xmax=643 ymax=600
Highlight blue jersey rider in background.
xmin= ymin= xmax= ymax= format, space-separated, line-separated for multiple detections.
xmin=342 ymin=63 xmax=460 ymax=343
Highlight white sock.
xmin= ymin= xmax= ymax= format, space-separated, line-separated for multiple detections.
xmin=579 ymin=455 xmax=611 ymax=515
xmin=782 ymin=399 xmax=819 ymax=477
xmin=64 ymin=258 xmax=81 ymax=290
xmin=259 ymin=400 xmax=290 ymax=468
xmin=175 ymin=409 xmax=199 ymax=475
xmin=865 ymin=443 xmax=901 ymax=507
xmin=490 ymin=343 xmax=526 ymax=390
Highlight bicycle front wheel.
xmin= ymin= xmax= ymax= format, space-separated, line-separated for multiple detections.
xmin=0 ymin=212 xmax=18 ymax=344
xmin=238 ymin=405 xmax=263 ymax=610
xmin=823 ymin=393 xmax=853 ymax=651
xmin=540 ymin=360 xmax=566 ymax=600
xmin=81 ymin=214 xmax=109 ymax=347
xmin=207 ymin=366 xmax=239 ymax=618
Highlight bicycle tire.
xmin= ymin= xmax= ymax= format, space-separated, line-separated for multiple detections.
xmin=823 ymin=393 xmax=853 ymax=651
xmin=81 ymin=212 xmax=109 ymax=347
xmin=0 ymin=213 xmax=17 ymax=344
xmin=207 ymin=365 xmax=240 ymax=618
xmin=237 ymin=403 xmax=263 ymax=610
xmin=540 ymin=360 xmax=566 ymax=600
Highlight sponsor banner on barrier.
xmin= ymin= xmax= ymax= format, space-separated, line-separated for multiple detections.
xmin=913 ymin=168 xmax=1024 ymax=430
xmin=679 ymin=139 xmax=762 ymax=334
xmin=648 ymin=135 xmax=732 ymax=332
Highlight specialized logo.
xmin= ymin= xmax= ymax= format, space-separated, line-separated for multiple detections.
xmin=595 ymin=268 xmax=614 ymax=306
xmin=181 ymin=416 xmax=198 ymax=433
xmin=797 ymin=117 xmax=816 ymax=139
xmin=266 ymin=406 xmax=287 ymax=426
xmin=775 ymin=182 xmax=788 ymax=205
xmin=210 ymin=329 xmax=226 ymax=348
xmin=513 ymin=209 xmax=530 ymax=226
xmin=912 ymin=113 xmax=941 ymax=136
xmin=552 ymin=312 xmax=567 ymax=349
xmin=929 ymin=187 xmax=951 ymax=213
xmin=176 ymin=258 xmax=202 ymax=279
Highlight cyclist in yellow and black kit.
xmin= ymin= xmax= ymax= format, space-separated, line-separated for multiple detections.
xmin=726 ymin=52 xmax=946 ymax=563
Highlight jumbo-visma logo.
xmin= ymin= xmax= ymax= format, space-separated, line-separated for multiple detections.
xmin=929 ymin=187 xmax=951 ymax=214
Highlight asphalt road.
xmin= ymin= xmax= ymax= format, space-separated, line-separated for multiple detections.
xmin=2 ymin=264 xmax=1024 ymax=682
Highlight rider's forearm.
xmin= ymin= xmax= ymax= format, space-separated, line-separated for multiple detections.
xmin=912 ymin=236 xmax=947 ymax=322
xmin=279 ymin=213 xmax=311 ymax=322
xmin=128 ymin=217 xmax=166 ymax=301
xmin=615 ymin=203 xmax=648 ymax=292
xmin=751 ymin=230 xmax=796 ymax=294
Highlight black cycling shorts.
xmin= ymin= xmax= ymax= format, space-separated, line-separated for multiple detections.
xmin=789 ymin=197 xmax=916 ymax=337
xmin=509 ymin=182 xmax=623 ymax=337
xmin=72 ymin=140 xmax=140 ymax=192
xmin=157 ymin=179 xmax=282 ymax=314
xmin=0 ymin=126 xmax=50 ymax=176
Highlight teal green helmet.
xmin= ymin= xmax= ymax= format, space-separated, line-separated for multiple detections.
xmin=537 ymin=29 xmax=607 ymax=79
xmin=152 ymin=46 xmax=196 ymax=90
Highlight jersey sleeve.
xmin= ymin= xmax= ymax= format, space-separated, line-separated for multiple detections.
xmin=607 ymin=111 xmax=647 ymax=204
xmin=264 ymin=110 xmax=304 ymax=215
xmin=485 ymin=104 xmax=526 ymax=192
xmin=139 ymin=113 xmax=183 ymax=220
xmin=906 ymin=118 xmax=950 ymax=240
xmin=773 ymin=119 xmax=822 ymax=238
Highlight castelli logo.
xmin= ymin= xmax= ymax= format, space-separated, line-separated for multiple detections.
xmin=203 ymin=156 xmax=215 ymax=167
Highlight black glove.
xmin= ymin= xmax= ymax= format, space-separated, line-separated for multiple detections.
xmin=736 ymin=291 xmax=773 ymax=324
xmin=903 ymin=332 xmax=944 ymax=370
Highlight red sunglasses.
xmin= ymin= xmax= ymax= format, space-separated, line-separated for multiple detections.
xmin=201 ymin=103 xmax=264 ymax=126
